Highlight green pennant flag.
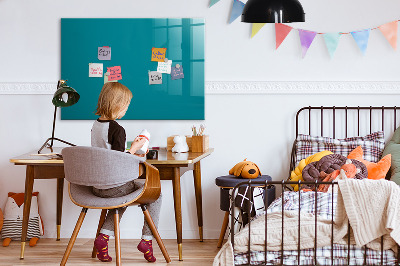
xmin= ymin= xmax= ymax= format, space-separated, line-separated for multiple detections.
xmin=209 ymin=0 xmax=220 ymax=7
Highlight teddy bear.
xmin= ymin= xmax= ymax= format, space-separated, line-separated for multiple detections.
xmin=229 ymin=159 xmax=261 ymax=179
xmin=1 ymin=192 xmax=44 ymax=247
xmin=172 ymin=135 xmax=189 ymax=153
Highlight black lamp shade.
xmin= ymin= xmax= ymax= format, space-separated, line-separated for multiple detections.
xmin=52 ymin=82 xmax=80 ymax=107
xmin=241 ymin=0 xmax=305 ymax=23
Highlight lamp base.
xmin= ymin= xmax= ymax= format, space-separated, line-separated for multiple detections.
xmin=38 ymin=137 xmax=76 ymax=154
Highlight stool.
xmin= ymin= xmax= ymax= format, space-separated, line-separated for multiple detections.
xmin=215 ymin=175 xmax=275 ymax=248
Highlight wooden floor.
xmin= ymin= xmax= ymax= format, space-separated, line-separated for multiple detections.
xmin=0 ymin=239 xmax=221 ymax=265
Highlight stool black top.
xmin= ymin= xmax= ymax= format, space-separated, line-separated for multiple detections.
xmin=215 ymin=175 xmax=272 ymax=188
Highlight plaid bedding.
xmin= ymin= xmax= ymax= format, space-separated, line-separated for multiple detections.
xmin=234 ymin=191 xmax=397 ymax=265
xmin=294 ymin=131 xmax=385 ymax=166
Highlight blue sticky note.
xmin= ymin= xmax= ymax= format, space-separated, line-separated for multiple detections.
xmin=171 ymin=65 xmax=184 ymax=80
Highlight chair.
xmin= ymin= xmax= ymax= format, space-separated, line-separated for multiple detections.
xmin=60 ymin=146 xmax=171 ymax=265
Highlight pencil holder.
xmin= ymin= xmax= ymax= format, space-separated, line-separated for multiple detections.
xmin=191 ymin=135 xmax=209 ymax=153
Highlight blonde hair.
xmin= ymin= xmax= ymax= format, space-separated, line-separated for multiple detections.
xmin=95 ymin=83 xmax=133 ymax=120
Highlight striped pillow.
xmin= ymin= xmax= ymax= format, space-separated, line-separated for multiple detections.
xmin=294 ymin=131 xmax=385 ymax=167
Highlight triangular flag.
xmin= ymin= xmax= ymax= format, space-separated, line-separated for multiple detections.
xmin=209 ymin=0 xmax=220 ymax=7
xmin=229 ymin=0 xmax=245 ymax=24
xmin=378 ymin=21 xmax=397 ymax=50
xmin=275 ymin=23 xmax=293 ymax=49
xmin=323 ymin=33 xmax=341 ymax=58
xmin=298 ymin=29 xmax=317 ymax=58
xmin=251 ymin=23 xmax=266 ymax=38
xmin=351 ymin=29 xmax=370 ymax=55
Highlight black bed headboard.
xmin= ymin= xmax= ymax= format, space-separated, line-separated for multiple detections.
xmin=289 ymin=106 xmax=400 ymax=180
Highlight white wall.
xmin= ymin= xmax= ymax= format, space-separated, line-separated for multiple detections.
xmin=1 ymin=0 xmax=400 ymax=240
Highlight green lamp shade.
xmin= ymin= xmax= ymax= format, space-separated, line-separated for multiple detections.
xmin=52 ymin=83 xmax=80 ymax=107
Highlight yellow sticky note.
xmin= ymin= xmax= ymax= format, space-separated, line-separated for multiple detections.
xmin=151 ymin=48 xmax=167 ymax=62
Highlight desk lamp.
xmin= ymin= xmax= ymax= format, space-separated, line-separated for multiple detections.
xmin=38 ymin=80 xmax=80 ymax=154
xmin=241 ymin=0 xmax=305 ymax=23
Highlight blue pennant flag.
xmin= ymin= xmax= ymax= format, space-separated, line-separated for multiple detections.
xmin=323 ymin=33 xmax=341 ymax=58
xmin=209 ymin=0 xmax=220 ymax=7
xmin=229 ymin=0 xmax=245 ymax=24
xmin=351 ymin=29 xmax=371 ymax=55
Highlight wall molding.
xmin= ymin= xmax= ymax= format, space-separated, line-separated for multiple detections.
xmin=1 ymin=81 xmax=400 ymax=95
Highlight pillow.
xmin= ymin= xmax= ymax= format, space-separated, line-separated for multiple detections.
xmin=382 ymin=126 xmax=400 ymax=184
xmin=347 ymin=146 xmax=391 ymax=180
xmin=295 ymin=131 xmax=385 ymax=167
xmin=289 ymin=150 xmax=333 ymax=191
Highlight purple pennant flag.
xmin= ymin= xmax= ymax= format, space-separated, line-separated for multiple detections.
xmin=229 ymin=0 xmax=245 ymax=24
xmin=298 ymin=29 xmax=317 ymax=58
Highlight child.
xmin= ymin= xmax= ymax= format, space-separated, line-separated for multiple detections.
xmin=91 ymin=82 xmax=162 ymax=263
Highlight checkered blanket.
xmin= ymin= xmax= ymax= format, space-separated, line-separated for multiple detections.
xmin=234 ymin=191 xmax=397 ymax=265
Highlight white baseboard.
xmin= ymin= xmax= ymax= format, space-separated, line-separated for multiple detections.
xmin=1 ymin=81 xmax=400 ymax=94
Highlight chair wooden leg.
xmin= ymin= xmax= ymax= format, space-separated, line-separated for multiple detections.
xmin=114 ymin=210 xmax=121 ymax=266
xmin=217 ymin=211 xmax=230 ymax=248
xmin=141 ymin=205 xmax=171 ymax=263
xmin=91 ymin=209 xmax=108 ymax=258
xmin=60 ymin=208 xmax=88 ymax=266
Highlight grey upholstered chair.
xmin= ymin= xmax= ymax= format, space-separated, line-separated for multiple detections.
xmin=60 ymin=146 xmax=171 ymax=265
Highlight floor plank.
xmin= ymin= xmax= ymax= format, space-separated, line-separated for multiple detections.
xmin=0 ymin=239 xmax=221 ymax=265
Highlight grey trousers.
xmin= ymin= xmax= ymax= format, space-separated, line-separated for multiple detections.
xmin=92 ymin=180 xmax=162 ymax=240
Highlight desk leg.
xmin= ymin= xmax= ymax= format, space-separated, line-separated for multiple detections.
xmin=172 ymin=167 xmax=183 ymax=261
xmin=56 ymin=178 xmax=64 ymax=241
xmin=20 ymin=165 xmax=35 ymax=259
xmin=193 ymin=161 xmax=203 ymax=242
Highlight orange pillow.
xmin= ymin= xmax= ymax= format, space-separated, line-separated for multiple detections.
xmin=347 ymin=146 xmax=391 ymax=180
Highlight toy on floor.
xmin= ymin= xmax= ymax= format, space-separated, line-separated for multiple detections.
xmin=229 ymin=159 xmax=261 ymax=179
xmin=1 ymin=192 xmax=44 ymax=247
xmin=0 ymin=208 xmax=3 ymax=232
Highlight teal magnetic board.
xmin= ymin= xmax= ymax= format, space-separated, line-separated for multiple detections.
xmin=61 ymin=18 xmax=205 ymax=120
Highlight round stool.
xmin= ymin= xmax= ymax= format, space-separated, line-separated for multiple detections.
xmin=215 ymin=175 xmax=275 ymax=248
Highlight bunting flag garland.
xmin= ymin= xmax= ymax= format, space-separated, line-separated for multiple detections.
xmin=378 ymin=21 xmax=398 ymax=50
xmin=323 ymin=33 xmax=341 ymax=58
xmin=275 ymin=23 xmax=293 ymax=49
xmin=251 ymin=23 xmax=266 ymax=38
xmin=207 ymin=3 xmax=400 ymax=57
xmin=298 ymin=29 xmax=317 ymax=58
xmin=229 ymin=0 xmax=245 ymax=24
xmin=209 ymin=0 xmax=220 ymax=7
xmin=351 ymin=29 xmax=370 ymax=55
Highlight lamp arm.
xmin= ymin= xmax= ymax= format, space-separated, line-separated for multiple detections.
xmin=50 ymin=105 xmax=57 ymax=148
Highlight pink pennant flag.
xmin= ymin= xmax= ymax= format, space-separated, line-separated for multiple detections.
xmin=298 ymin=29 xmax=317 ymax=58
xmin=378 ymin=21 xmax=398 ymax=50
xmin=275 ymin=23 xmax=293 ymax=49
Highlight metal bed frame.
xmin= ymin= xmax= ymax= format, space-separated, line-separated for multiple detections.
xmin=230 ymin=106 xmax=400 ymax=266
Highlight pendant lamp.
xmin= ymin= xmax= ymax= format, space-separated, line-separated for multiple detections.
xmin=38 ymin=80 xmax=80 ymax=154
xmin=241 ymin=0 xmax=305 ymax=23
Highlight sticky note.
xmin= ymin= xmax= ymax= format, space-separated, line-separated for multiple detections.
xmin=89 ymin=63 xmax=103 ymax=77
xmin=149 ymin=71 xmax=162 ymax=85
xmin=98 ymin=46 xmax=111 ymax=60
xmin=104 ymin=72 xmax=117 ymax=84
xmin=151 ymin=48 xmax=167 ymax=62
xmin=107 ymin=66 xmax=122 ymax=81
xmin=157 ymin=60 xmax=172 ymax=74
xmin=171 ymin=65 xmax=184 ymax=80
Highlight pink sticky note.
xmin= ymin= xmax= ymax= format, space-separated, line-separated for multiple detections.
xmin=107 ymin=66 xmax=122 ymax=81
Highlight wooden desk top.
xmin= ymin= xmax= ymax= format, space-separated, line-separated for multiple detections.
xmin=10 ymin=147 xmax=214 ymax=166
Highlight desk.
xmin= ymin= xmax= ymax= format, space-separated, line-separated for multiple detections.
xmin=10 ymin=147 xmax=213 ymax=261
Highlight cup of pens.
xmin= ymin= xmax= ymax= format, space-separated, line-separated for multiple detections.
xmin=191 ymin=124 xmax=209 ymax=152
